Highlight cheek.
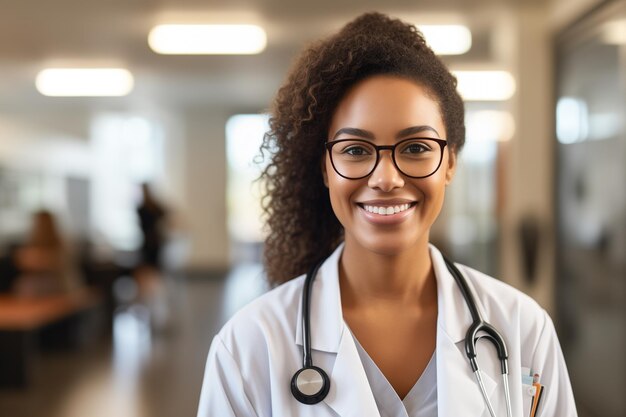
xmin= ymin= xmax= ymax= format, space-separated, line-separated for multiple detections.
xmin=326 ymin=176 xmax=359 ymax=222
xmin=418 ymin=172 xmax=449 ymax=208
xmin=425 ymin=153 xmax=452 ymax=196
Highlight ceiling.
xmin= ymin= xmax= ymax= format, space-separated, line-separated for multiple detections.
xmin=0 ymin=0 xmax=543 ymax=138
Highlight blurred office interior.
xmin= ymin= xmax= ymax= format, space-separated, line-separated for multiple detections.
xmin=0 ymin=0 xmax=624 ymax=416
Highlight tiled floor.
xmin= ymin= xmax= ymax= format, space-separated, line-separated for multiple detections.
xmin=0 ymin=264 xmax=267 ymax=417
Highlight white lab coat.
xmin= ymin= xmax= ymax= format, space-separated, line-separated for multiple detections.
xmin=197 ymin=244 xmax=577 ymax=417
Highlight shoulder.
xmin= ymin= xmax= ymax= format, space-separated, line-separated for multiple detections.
xmin=215 ymin=274 xmax=305 ymax=357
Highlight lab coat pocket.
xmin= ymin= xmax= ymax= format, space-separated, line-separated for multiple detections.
xmin=522 ymin=383 xmax=536 ymax=417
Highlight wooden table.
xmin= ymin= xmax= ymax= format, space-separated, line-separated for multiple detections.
xmin=0 ymin=289 xmax=101 ymax=388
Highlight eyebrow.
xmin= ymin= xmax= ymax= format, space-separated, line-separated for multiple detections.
xmin=396 ymin=125 xmax=440 ymax=138
xmin=332 ymin=125 xmax=440 ymax=140
xmin=332 ymin=127 xmax=374 ymax=140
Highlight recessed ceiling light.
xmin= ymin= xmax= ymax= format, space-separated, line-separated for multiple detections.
xmin=36 ymin=68 xmax=134 ymax=97
xmin=452 ymin=70 xmax=516 ymax=101
xmin=417 ymin=25 xmax=472 ymax=55
xmin=148 ymin=24 xmax=267 ymax=55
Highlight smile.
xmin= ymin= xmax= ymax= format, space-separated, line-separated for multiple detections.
xmin=362 ymin=203 xmax=412 ymax=215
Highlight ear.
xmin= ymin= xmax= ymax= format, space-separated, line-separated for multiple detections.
xmin=321 ymin=156 xmax=329 ymax=188
xmin=444 ymin=148 xmax=457 ymax=185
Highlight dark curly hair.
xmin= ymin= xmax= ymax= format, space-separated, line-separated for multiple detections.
xmin=259 ymin=12 xmax=465 ymax=285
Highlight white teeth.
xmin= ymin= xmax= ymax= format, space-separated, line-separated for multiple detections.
xmin=362 ymin=203 xmax=412 ymax=215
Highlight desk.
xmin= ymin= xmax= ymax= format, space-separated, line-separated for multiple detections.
xmin=0 ymin=289 xmax=101 ymax=388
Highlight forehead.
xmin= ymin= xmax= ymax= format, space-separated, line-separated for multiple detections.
xmin=329 ymin=75 xmax=445 ymax=139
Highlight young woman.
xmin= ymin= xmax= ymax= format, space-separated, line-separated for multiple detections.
xmin=197 ymin=13 xmax=577 ymax=417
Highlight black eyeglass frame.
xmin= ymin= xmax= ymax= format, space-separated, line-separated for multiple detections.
xmin=324 ymin=137 xmax=448 ymax=180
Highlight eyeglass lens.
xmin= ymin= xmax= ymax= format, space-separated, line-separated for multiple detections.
xmin=328 ymin=138 xmax=444 ymax=179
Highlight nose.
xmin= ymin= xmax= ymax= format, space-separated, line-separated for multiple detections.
xmin=367 ymin=150 xmax=405 ymax=192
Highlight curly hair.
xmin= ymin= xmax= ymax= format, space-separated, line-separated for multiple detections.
xmin=259 ymin=12 xmax=465 ymax=285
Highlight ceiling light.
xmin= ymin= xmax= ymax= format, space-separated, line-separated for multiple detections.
xmin=417 ymin=25 xmax=472 ymax=55
xmin=36 ymin=68 xmax=134 ymax=97
xmin=601 ymin=19 xmax=626 ymax=44
xmin=148 ymin=24 xmax=267 ymax=55
xmin=466 ymin=110 xmax=515 ymax=142
xmin=452 ymin=70 xmax=516 ymax=101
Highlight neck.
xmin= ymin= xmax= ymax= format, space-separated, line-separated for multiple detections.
xmin=339 ymin=236 xmax=436 ymax=309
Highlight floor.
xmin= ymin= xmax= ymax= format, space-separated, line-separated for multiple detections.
xmin=0 ymin=263 xmax=267 ymax=417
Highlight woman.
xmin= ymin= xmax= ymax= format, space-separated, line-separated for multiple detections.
xmin=11 ymin=210 xmax=82 ymax=296
xmin=197 ymin=13 xmax=577 ymax=417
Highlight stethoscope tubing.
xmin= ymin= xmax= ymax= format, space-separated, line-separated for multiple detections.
xmin=302 ymin=260 xmax=321 ymax=368
xmin=442 ymin=256 xmax=512 ymax=417
xmin=442 ymin=257 xmax=509 ymax=374
xmin=295 ymin=253 xmax=512 ymax=417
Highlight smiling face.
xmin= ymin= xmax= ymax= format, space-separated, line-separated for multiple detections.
xmin=324 ymin=75 xmax=457 ymax=256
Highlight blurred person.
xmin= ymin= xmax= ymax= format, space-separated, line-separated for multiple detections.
xmin=134 ymin=183 xmax=170 ymax=328
xmin=136 ymin=182 xmax=168 ymax=271
xmin=134 ymin=183 xmax=168 ymax=290
xmin=197 ymin=13 xmax=577 ymax=417
xmin=7 ymin=209 xmax=83 ymax=296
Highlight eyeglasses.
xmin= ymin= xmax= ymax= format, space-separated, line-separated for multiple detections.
xmin=325 ymin=138 xmax=448 ymax=180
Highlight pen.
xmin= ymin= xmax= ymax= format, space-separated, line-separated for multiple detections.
xmin=533 ymin=386 xmax=545 ymax=416
xmin=530 ymin=373 xmax=542 ymax=417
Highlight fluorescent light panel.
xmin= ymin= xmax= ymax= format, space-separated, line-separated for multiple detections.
xmin=36 ymin=68 xmax=134 ymax=97
xmin=148 ymin=24 xmax=267 ymax=55
xmin=417 ymin=25 xmax=472 ymax=55
xmin=452 ymin=70 xmax=516 ymax=101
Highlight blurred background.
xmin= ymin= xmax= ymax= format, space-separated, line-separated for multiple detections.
xmin=0 ymin=0 xmax=623 ymax=416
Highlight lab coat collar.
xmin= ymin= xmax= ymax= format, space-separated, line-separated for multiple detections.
xmin=430 ymin=244 xmax=475 ymax=344
xmin=436 ymin=326 xmax=496 ymax=416
xmin=431 ymin=245 xmax=496 ymax=416
xmin=294 ymin=242 xmax=344 ymax=353
xmin=294 ymin=242 xmax=381 ymax=416
xmin=324 ymin=322 xmax=381 ymax=417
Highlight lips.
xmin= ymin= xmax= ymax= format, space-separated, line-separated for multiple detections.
xmin=361 ymin=203 xmax=413 ymax=215
xmin=356 ymin=200 xmax=417 ymax=224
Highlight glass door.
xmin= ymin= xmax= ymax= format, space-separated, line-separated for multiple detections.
xmin=555 ymin=2 xmax=626 ymax=416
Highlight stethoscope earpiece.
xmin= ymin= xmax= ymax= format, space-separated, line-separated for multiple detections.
xmin=290 ymin=366 xmax=330 ymax=404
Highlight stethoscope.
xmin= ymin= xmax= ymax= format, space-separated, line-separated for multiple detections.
xmin=290 ymin=254 xmax=513 ymax=417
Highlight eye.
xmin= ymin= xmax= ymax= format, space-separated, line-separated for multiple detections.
xmin=336 ymin=141 xmax=375 ymax=157
xmin=400 ymin=141 xmax=431 ymax=154
xmin=343 ymin=145 xmax=372 ymax=156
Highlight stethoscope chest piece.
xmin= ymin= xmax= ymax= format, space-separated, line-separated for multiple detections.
xmin=291 ymin=366 xmax=330 ymax=404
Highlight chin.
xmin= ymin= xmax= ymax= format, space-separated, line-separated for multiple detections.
xmin=351 ymin=232 xmax=425 ymax=257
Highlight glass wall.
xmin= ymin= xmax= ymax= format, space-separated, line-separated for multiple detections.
xmin=555 ymin=2 xmax=626 ymax=416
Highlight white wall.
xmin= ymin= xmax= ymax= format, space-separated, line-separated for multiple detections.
xmin=0 ymin=116 xmax=91 ymax=177
xmin=0 ymin=107 xmax=230 ymax=270
xmin=496 ymin=4 xmax=556 ymax=313
xmin=0 ymin=116 xmax=92 ymax=240
xmin=180 ymin=107 xmax=230 ymax=270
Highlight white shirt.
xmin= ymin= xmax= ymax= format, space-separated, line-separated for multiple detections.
xmin=352 ymin=333 xmax=437 ymax=417
xmin=197 ymin=243 xmax=578 ymax=417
